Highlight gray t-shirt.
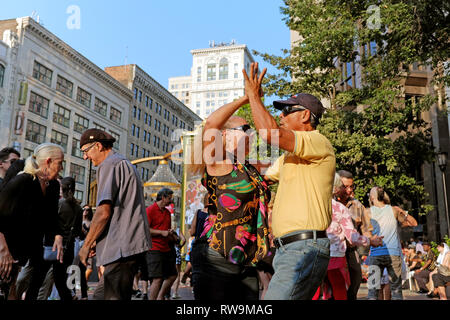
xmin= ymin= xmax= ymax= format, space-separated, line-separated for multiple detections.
xmin=95 ymin=151 xmax=151 ymax=266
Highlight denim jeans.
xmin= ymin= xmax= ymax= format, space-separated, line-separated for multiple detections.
xmin=367 ymin=255 xmax=403 ymax=300
xmin=264 ymin=232 xmax=330 ymax=300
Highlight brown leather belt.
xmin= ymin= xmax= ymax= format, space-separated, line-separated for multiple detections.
xmin=274 ymin=230 xmax=327 ymax=249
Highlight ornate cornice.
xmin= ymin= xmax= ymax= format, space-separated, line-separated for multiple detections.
xmin=19 ymin=17 xmax=132 ymax=100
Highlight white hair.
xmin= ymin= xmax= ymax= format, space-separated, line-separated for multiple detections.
xmin=23 ymin=143 xmax=64 ymax=178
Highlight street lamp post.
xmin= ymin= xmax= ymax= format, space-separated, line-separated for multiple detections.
xmin=437 ymin=151 xmax=450 ymax=237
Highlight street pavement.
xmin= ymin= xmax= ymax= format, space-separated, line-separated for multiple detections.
xmin=80 ymin=276 xmax=437 ymax=301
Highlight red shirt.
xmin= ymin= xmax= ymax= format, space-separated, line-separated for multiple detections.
xmin=146 ymin=202 xmax=171 ymax=252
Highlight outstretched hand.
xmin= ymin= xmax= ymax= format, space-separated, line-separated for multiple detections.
xmin=243 ymin=62 xmax=267 ymax=99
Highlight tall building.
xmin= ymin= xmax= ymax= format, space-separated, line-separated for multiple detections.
xmin=105 ymin=64 xmax=202 ymax=196
xmin=0 ymin=17 xmax=131 ymax=204
xmin=169 ymin=41 xmax=254 ymax=119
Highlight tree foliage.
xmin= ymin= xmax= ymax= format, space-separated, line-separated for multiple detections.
xmin=255 ymin=0 xmax=449 ymax=214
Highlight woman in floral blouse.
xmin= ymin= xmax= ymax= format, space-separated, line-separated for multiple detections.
xmin=189 ymin=92 xmax=270 ymax=300
xmin=313 ymin=173 xmax=382 ymax=300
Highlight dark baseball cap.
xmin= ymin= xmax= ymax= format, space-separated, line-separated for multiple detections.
xmin=80 ymin=128 xmax=116 ymax=148
xmin=273 ymin=93 xmax=325 ymax=120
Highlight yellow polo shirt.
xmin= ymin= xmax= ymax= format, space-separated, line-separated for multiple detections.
xmin=265 ymin=130 xmax=335 ymax=238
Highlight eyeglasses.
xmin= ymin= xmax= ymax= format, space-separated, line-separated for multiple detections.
xmin=282 ymin=105 xmax=318 ymax=121
xmin=81 ymin=142 xmax=97 ymax=155
xmin=228 ymin=124 xmax=252 ymax=133
xmin=342 ymin=184 xmax=355 ymax=190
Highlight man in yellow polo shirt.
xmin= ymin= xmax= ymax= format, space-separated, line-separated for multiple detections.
xmin=243 ymin=62 xmax=335 ymax=300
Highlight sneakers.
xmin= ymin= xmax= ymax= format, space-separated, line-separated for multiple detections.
xmin=134 ymin=290 xmax=142 ymax=298
xmin=142 ymin=293 xmax=148 ymax=300
xmin=417 ymin=289 xmax=428 ymax=294
xmin=171 ymin=293 xmax=181 ymax=299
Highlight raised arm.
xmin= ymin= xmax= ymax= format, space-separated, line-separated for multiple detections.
xmin=243 ymin=62 xmax=295 ymax=152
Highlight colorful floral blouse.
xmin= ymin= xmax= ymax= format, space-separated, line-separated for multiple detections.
xmin=327 ymin=199 xmax=370 ymax=258
xmin=201 ymin=159 xmax=270 ymax=267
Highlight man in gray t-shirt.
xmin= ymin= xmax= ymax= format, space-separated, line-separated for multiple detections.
xmin=78 ymin=128 xmax=151 ymax=300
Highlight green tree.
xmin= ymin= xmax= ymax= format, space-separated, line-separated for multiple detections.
xmin=255 ymin=0 xmax=449 ymax=214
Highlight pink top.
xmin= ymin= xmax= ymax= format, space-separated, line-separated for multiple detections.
xmin=327 ymin=199 xmax=370 ymax=257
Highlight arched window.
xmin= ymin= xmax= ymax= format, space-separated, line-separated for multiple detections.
xmin=0 ymin=64 xmax=5 ymax=88
xmin=219 ymin=58 xmax=228 ymax=80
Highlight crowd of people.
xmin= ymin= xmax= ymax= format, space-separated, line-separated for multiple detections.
xmin=0 ymin=62 xmax=449 ymax=301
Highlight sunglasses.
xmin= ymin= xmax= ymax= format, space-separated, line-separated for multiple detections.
xmin=282 ymin=105 xmax=318 ymax=121
xmin=228 ymin=124 xmax=252 ymax=133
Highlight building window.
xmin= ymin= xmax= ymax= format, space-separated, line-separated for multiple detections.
xmin=138 ymin=108 xmax=141 ymax=120
xmin=94 ymin=97 xmax=107 ymax=116
xmin=74 ymin=190 xmax=83 ymax=201
xmin=136 ymin=127 xmax=140 ymax=139
xmin=32 ymin=61 xmax=52 ymax=86
xmin=74 ymin=114 xmax=89 ymax=133
xmin=134 ymin=88 xmax=138 ymax=100
xmin=56 ymin=75 xmax=73 ymax=97
xmin=53 ymin=104 xmax=71 ymax=128
xmin=197 ymin=66 xmax=201 ymax=82
xmin=26 ymin=120 xmax=46 ymax=144
xmin=29 ymin=91 xmax=49 ymax=118
xmin=110 ymin=107 xmax=122 ymax=124
xmin=145 ymin=96 xmax=149 ymax=107
xmin=94 ymin=122 xmax=105 ymax=131
xmin=51 ymin=130 xmax=68 ymax=152
xmin=76 ymin=87 xmax=91 ymax=108
xmin=70 ymin=163 xmax=85 ymax=184
xmin=135 ymin=144 xmax=139 ymax=156
xmin=207 ymin=63 xmax=216 ymax=81
xmin=138 ymin=90 xmax=142 ymax=102
xmin=219 ymin=58 xmax=228 ymax=80
xmin=130 ymin=143 xmax=135 ymax=156
xmin=110 ymin=131 xmax=120 ymax=150
xmin=72 ymin=138 xmax=83 ymax=159
xmin=0 ymin=64 xmax=4 ymax=87
xmin=148 ymin=97 xmax=153 ymax=109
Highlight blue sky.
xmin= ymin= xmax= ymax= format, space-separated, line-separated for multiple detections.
xmin=1 ymin=0 xmax=290 ymax=104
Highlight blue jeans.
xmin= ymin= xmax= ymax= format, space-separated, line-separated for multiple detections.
xmin=264 ymin=232 xmax=330 ymax=300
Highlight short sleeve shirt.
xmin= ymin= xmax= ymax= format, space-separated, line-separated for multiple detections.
xmin=95 ymin=151 xmax=152 ymax=266
xmin=266 ymin=130 xmax=335 ymax=237
xmin=146 ymin=202 xmax=171 ymax=252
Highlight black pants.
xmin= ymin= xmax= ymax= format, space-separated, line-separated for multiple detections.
xmin=93 ymin=253 xmax=142 ymax=300
xmin=191 ymin=240 xmax=259 ymax=300
xmin=26 ymin=248 xmax=74 ymax=301
xmin=346 ymin=247 xmax=362 ymax=300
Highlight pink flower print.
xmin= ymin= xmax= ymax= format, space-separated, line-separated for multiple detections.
xmin=201 ymin=215 xmax=217 ymax=238
xmin=235 ymin=225 xmax=256 ymax=247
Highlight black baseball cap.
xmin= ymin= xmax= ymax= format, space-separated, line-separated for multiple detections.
xmin=80 ymin=128 xmax=116 ymax=148
xmin=273 ymin=93 xmax=325 ymax=120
